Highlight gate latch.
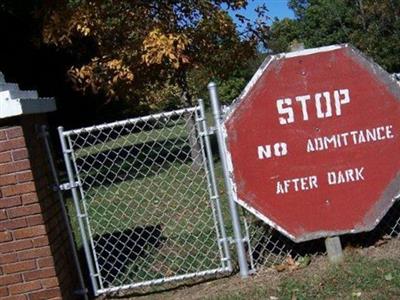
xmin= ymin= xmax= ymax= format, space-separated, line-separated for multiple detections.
xmin=58 ymin=181 xmax=81 ymax=191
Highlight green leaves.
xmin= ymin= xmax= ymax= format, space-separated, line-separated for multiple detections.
xmin=38 ymin=0 xmax=265 ymax=111
xmin=268 ymin=0 xmax=400 ymax=73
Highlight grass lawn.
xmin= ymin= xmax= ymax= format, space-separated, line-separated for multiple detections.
xmin=225 ymin=255 xmax=400 ymax=299
xmin=121 ymin=239 xmax=400 ymax=300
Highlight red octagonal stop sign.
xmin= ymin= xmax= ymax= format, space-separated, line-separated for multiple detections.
xmin=223 ymin=44 xmax=400 ymax=242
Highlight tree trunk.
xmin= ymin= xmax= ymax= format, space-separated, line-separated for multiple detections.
xmin=177 ymin=68 xmax=203 ymax=170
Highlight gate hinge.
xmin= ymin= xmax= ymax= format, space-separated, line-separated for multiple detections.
xmin=73 ymin=288 xmax=88 ymax=296
xmin=58 ymin=181 xmax=81 ymax=191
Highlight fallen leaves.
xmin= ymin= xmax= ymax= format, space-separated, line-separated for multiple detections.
xmin=274 ymin=255 xmax=311 ymax=272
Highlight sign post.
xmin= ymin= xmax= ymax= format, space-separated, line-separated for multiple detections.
xmin=221 ymin=44 xmax=400 ymax=247
xmin=325 ymin=236 xmax=343 ymax=264
xmin=208 ymin=82 xmax=249 ymax=278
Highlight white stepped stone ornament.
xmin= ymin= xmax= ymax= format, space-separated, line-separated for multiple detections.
xmin=0 ymin=89 xmax=39 ymax=99
xmin=0 ymin=72 xmax=56 ymax=119
xmin=0 ymin=83 xmax=19 ymax=91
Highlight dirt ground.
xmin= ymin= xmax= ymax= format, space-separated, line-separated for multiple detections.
xmin=102 ymin=238 xmax=400 ymax=300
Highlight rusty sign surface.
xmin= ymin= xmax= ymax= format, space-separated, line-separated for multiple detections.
xmin=223 ymin=44 xmax=400 ymax=242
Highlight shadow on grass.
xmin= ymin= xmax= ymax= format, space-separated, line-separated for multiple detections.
xmin=74 ymin=137 xmax=196 ymax=190
xmin=80 ymin=224 xmax=166 ymax=297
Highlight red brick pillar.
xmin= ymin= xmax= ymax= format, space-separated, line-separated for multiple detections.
xmin=0 ymin=115 xmax=80 ymax=300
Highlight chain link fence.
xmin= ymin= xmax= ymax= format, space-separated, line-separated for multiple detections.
xmin=58 ymin=106 xmax=231 ymax=296
xmin=243 ymin=190 xmax=400 ymax=271
xmin=57 ymin=98 xmax=400 ymax=295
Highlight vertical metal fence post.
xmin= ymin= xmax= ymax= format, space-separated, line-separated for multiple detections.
xmin=242 ymin=212 xmax=256 ymax=272
xmin=207 ymin=82 xmax=249 ymax=278
xmin=58 ymin=126 xmax=100 ymax=294
xmin=197 ymin=99 xmax=232 ymax=271
xmin=39 ymin=126 xmax=88 ymax=300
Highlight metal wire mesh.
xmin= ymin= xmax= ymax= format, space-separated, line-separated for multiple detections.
xmin=244 ymin=199 xmax=400 ymax=271
xmin=60 ymin=107 xmax=230 ymax=294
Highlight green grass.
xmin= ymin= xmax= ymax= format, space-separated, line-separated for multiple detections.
xmin=212 ymin=255 xmax=400 ymax=300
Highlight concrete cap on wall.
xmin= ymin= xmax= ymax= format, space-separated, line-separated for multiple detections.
xmin=0 ymin=72 xmax=56 ymax=119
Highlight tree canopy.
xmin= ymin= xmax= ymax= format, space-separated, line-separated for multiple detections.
xmin=3 ymin=0 xmax=398 ymax=128
xmin=0 ymin=0 xmax=267 ymax=125
xmin=267 ymin=0 xmax=400 ymax=73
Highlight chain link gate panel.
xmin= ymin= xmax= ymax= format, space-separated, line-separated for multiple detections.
xmin=58 ymin=105 xmax=231 ymax=295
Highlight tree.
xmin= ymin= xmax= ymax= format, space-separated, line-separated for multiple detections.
xmin=288 ymin=0 xmax=309 ymax=18
xmin=39 ymin=0 xmax=267 ymax=112
xmin=268 ymin=0 xmax=400 ymax=73
xmin=266 ymin=18 xmax=300 ymax=53
xmin=349 ymin=0 xmax=400 ymax=72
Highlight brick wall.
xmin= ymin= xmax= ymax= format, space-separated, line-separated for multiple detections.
xmin=0 ymin=115 xmax=80 ymax=300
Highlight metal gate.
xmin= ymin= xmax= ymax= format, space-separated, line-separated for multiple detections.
xmin=58 ymin=101 xmax=231 ymax=295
